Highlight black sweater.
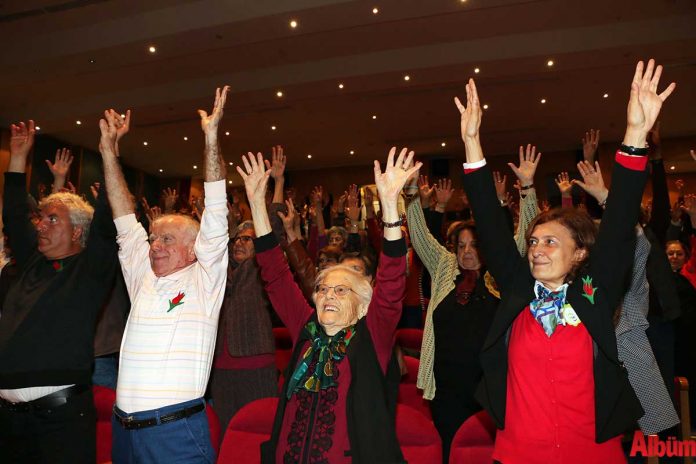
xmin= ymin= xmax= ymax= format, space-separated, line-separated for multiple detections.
xmin=0 ymin=173 xmax=118 ymax=388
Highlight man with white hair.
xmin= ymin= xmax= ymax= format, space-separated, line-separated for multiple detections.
xmin=0 ymin=120 xmax=119 ymax=464
xmin=100 ymin=87 xmax=230 ymax=463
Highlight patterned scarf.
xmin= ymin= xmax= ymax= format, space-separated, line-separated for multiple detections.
xmin=286 ymin=321 xmax=356 ymax=399
xmin=455 ymin=270 xmax=478 ymax=305
xmin=529 ymin=282 xmax=568 ymax=337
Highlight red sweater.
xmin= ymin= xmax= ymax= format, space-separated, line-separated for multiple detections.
xmin=256 ymin=242 xmax=405 ymax=463
xmin=493 ymin=309 xmax=625 ymax=464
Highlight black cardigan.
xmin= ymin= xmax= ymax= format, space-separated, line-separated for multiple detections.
xmin=463 ymin=160 xmax=646 ymax=443
xmin=261 ymin=312 xmax=405 ymax=464
xmin=0 ymin=173 xmax=118 ymax=388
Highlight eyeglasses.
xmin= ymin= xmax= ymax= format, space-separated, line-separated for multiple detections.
xmin=232 ymin=236 xmax=253 ymax=244
xmin=315 ymin=284 xmax=355 ymax=297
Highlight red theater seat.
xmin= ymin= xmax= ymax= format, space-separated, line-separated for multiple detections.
xmin=397 ymin=356 xmax=431 ymax=419
xmin=449 ymin=410 xmax=496 ymax=464
xmin=206 ymin=403 xmax=221 ymax=456
xmin=93 ymin=385 xmax=116 ymax=464
xmin=396 ymin=328 xmax=424 ymax=353
xmin=217 ymin=397 xmax=278 ymax=463
xmin=396 ymin=404 xmax=441 ymax=464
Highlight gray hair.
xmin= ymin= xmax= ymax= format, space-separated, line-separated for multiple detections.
xmin=233 ymin=220 xmax=255 ymax=238
xmin=152 ymin=214 xmax=200 ymax=244
xmin=38 ymin=192 xmax=94 ymax=247
xmin=312 ymin=263 xmax=373 ymax=320
xmin=327 ymin=226 xmax=347 ymax=243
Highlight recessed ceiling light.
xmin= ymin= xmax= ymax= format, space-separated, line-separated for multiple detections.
xmin=229 ymin=162 xmax=233 ymax=166
xmin=193 ymin=165 xmax=197 ymax=169
xmin=670 ymin=165 xmax=676 ymax=170
xmin=474 ymin=67 xmax=480 ymax=74
xmin=159 ymin=168 xmax=163 ymax=172
xmin=441 ymin=142 xmax=446 ymax=147
xmin=289 ymin=20 xmax=298 ymax=28
xmin=483 ymin=104 xmax=489 ymax=110
xmin=372 ymin=115 xmax=377 ymax=120
xmin=183 ymin=136 xmax=188 ymax=141
xmin=228 ymin=180 xmax=233 ymax=184
xmin=271 ymin=125 xmax=277 ymax=131
xmin=372 ymin=7 xmax=379 ymax=14
xmin=89 ymin=59 xmax=95 ymax=64
xmin=276 ymin=90 xmax=284 ymax=98
xmin=540 ymin=98 xmax=547 ymax=104
xmin=121 ymin=114 xmax=125 ymax=118
xmin=148 ymin=45 xmax=157 ymax=53
xmin=35 ymin=126 xmax=41 ymax=131
xmin=76 ymin=120 xmax=82 ymax=125
xmin=603 ymin=93 xmax=609 ymax=98
xmin=349 ymin=150 xmax=355 ymax=155
xmin=225 ymin=131 xmax=230 ymax=136
xmin=143 ymin=141 xmax=148 ymax=146
xmin=307 ymin=154 xmax=312 ymax=159
xmin=338 ymin=83 xmax=344 ymax=89
xmin=547 ymin=60 xmax=554 ymax=67
xmin=404 ymin=75 xmax=410 ymax=81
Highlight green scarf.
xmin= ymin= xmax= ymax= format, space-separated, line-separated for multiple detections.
xmin=285 ymin=321 xmax=355 ymax=399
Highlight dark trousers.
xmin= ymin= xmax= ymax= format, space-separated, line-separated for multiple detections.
xmin=0 ymin=387 xmax=96 ymax=464
xmin=645 ymin=317 xmax=676 ymax=399
xmin=431 ymin=392 xmax=478 ymax=464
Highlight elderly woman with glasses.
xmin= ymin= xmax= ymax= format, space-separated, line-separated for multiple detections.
xmin=237 ymin=148 xmax=420 ymax=464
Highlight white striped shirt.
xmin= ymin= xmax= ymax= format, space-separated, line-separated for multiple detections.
xmin=114 ymin=180 xmax=228 ymax=413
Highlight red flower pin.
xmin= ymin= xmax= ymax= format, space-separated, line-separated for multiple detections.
xmin=168 ymin=291 xmax=185 ymax=312
xmin=581 ymin=276 xmax=596 ymax=304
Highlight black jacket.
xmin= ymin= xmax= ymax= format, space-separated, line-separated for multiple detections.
xmin=463 ymin=161 xmax=645 ymax=443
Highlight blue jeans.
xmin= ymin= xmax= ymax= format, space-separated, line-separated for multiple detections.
xmin=92 ymin=354 xmax=118 ymax=389
xmin=111 ymin=398 xmax=213 ymax=464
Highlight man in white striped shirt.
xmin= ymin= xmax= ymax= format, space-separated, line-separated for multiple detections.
xmin=99 ymin=87 xmax=230 ymax=463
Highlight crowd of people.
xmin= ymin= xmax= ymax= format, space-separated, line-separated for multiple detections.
xmin=0 ymin=58 xmax=694 ymax=464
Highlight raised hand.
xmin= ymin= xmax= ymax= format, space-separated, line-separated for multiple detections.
xmin=264 ymin=145 xmax=286 ymax=180
xmin=493 ymin=171 xmax=507 ymax=201
xmin=573 ymin=161 xmax=607 ymax=204
xmin=311 ymin=186 xmax=323 ymax=206
xmin=236 ymin=152 xmax=270 ymax=206
xmin=681 ymin=194 xmax=696 ymax=227
xmin=90 ymin=182 xmax=101 ymax=200
xmin=162 ymin=187 xmax=178 ymax=213
xmin=198 ymin=86 xmax=230 ymax=136
xmin=146 ymin=205 xmax=162 ymax=226
xmin=555 ymin=172 xmax=573 ymax=197
xmin=46 ymin=148 xmax=73 ymax=181
xmin=116 ymin=110 xmax=131 ymax=142
xmin=624 ymin=59 xmax=676 ymax=147
xmin=98 ymin=109 xmax=121 ymax=157
xmin=453 ymin=78 xmax=482 ymax=142
xmin=374 ymin=147 xmax=422 ymax=206
xmin=434 ymin=178 xmax=454 ymax=207
xmin=418 ymin=175 xmax=434 ymax=205
xmin=364 ymin=187 xmax=375 ymax=218
xmin=670 ymin=201 xmax=683 ymax=223
xmin=508 ymin=144 xmax=541 ymax=187
xmin=277 ymin=198 xmax=297 ymax=232
xmin=10 ymin=120 xmax=36 ymax=159
xmin=582 ymin=129 xmax=600 ymax=163
xmin=344 ymin=184 xmax=360 ymax=223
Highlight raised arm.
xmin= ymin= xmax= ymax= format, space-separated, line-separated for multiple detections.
xmin=265 ymin=145 xmax=286 ymax=204
xmin=3 ymin=120 xmax=38 ymax=267
xmin=374 ymin=147 xmax=421 ymax=241
xmin=46 ymin=148 xmax=74 ymax=193
xmin=455 ymin=79 xmax=524 ymax=291
xmin=198 ymin=86 xmax=229 ymax=182
xmin=99 ymin=110 xmax=134 ymax=219
xmin=591 ymin=59 xmax=676 ymax=302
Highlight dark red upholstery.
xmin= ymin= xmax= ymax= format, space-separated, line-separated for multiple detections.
xmin=206 ymin=403 xmax=221 ymax=456
xmin=217 ymin=396 xmax=278 ymax=463
xmin=396 ymin=403 xmax=441 ymax=463
xmin=397 ymin=356 xmax=431 ymax=419
xmin=396 ymin=328 xmax=424 ymax=352
xmin=93 ymin=385 xmax=115 ymax=464
xmin=449 ymin=410 xmax=496 ymax=464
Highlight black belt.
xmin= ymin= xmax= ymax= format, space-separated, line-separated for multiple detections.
xmin=113 ymin=402 xmax=205 ymax=430
xmin=0 ymin=384 xmax=89 ymax=412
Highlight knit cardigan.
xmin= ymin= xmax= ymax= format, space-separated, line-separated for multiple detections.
xmin=407 ymin=190 xmax=538 ymax=400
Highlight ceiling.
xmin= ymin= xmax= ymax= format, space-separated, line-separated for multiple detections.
xmin=2 ymin=0 xmax=696 ymax=182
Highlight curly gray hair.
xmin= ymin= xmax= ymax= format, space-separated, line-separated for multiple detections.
xmin=38 ymin=192 xmax=94 ymax=247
